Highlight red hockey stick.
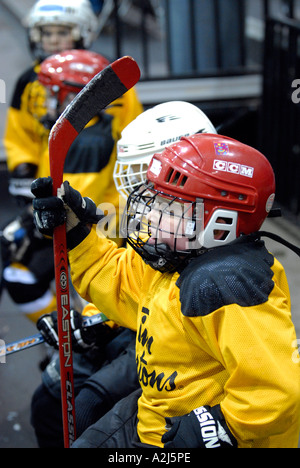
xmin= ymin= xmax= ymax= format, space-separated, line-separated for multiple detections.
xmin=48 ymin=56 xmax=140 ymax=448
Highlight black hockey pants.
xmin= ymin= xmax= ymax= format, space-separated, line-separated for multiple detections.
xmin=71 ymin=388 xmax=157 ymax=448
xmin=31 ymin=329 xmax=139 ymax=447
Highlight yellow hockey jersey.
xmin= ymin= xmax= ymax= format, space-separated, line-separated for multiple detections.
xmin=69 ymin=229 xmax=300 ymax=448
xmin=4 ymin=63 xmax=48 ymax=172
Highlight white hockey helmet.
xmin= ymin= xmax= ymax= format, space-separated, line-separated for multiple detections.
xmin=114 ymin=101 xmax=217 ymax=200
xmin=25 ymin=0 xmax=98 ymax=54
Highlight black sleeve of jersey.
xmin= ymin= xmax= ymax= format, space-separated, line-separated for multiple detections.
xmin=10 ymin=65 xmax=37 ymax=110
xmin=176 ymin=236 xmax=275 ymax=317
xmin=64 ymin=114 xmax=114 ymax=174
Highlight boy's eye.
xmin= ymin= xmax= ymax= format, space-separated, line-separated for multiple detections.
xmin=57 ymin=30 xmax=71 ymax=37
xmin=41 ymin=28 xmax=71 ymax=38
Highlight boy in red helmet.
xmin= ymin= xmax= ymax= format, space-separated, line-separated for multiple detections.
xmin=31 ymin=133 xmax=300 ymax=448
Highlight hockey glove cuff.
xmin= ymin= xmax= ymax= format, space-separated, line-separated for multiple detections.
xmin=9 ymin=163 xmax=37 ymax=206
xmin=162 ymin=405 xmax=237 ymax=449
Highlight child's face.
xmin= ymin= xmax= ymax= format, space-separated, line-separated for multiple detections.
xmin=146 ymin=196 xmax=199 ymax=252
xmin=146 ymin=195 xmax=225 ymax=252
xmin=41 ymin=25 xmax=75 ymax=55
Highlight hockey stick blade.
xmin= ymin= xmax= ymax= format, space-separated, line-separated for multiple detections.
xmin=1 ymin=312 xmax=108 ymax=357
xmin=48 ymin=55 xmax=140 ymax=448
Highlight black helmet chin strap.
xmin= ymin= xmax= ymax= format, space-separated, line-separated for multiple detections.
xmin=248 ymin=206 xmax=300 ymax=258
xmin=250 ymin=231 xmax=300 ymax=258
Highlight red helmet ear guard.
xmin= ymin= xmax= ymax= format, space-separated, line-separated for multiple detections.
xmin=147 ymin=133 xmax=276 ymax=239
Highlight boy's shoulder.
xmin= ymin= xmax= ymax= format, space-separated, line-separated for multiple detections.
xmin=176 ymin=237 xmax=275 ymax=317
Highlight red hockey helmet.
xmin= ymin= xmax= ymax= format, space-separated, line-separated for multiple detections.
xmin=123 ymin=134 xmax=276 ymax=272
xmin=147 ymin=133 xmax=276 ymax=240
xmin=38 ymin=49 xmax=110 ymax=105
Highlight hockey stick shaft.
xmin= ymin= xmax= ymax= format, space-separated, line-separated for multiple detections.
xmin=49 ymin=56 xmax=140 ymax=448
xmin=2 ymin=334 xmax=44 ymax=356
xmin=1 ymin=313 xmax=108 ymax=356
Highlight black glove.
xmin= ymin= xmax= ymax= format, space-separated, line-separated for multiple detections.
xmin=31 ymin=177 xmax=103 ymax=249
xmin=37 ymin=310 xmax=114 ymax=354
xmin=162 ymin=405 xmax=237 ymax=449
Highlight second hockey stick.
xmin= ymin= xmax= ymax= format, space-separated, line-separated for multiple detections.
xmin=48 ymin=56 xmax=140 ymax=447
xmin=1 ymin=312 xmax=108 ymax=357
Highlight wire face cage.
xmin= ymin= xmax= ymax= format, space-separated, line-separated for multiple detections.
xmin=121 ymin=183 xmax=205 ymax=272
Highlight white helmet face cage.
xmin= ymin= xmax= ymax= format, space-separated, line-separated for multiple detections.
xmin=113 ymin=159 xmax=151 ymax=201
xmin=114 ymin=102 xmax=217 ymax=200
xmin=121 ymin=183 xmax=205 ymax=273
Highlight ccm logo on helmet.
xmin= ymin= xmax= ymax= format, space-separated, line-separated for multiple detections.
xmin=213 ymin=159 xmax=254 ymax=178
